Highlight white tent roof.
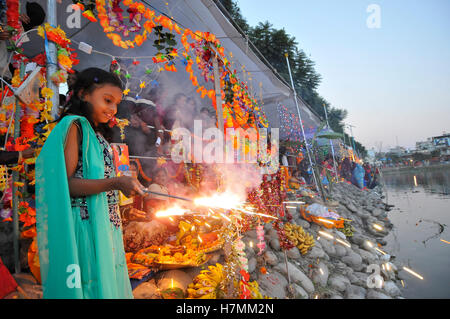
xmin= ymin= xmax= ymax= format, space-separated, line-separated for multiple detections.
xmin=20 ymin=0 xmax=322 ymax=131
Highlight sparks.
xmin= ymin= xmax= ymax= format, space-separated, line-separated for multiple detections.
xmin=335 ymin=238 xmax=351 ymax=248
xmin=219 ymin=212 xmax=232 ymax=222
xmin=283 ymin=201 xmax=305 ymax=204
xmin=413 ymin=175 xmax=418 ymax=187
xmin=194 ymin=192 xmax=243 ymax=210
xmin=403 ymin=267 xmax=424 ymax=280
xmin=366 ymin=241 xmax=374 ymax=248
xmin=204 ymin=222 xmax=211 ymax=228
xmin=401 ymin=280 xmax=405 ymax=287
xmin=198 ymin=235 xmax=203 ymax=244
xmin=318 ymin=218 xmax=335 ymax=225
xmin=155 ymin=206 xmax=189 ymax=217
xmin=318 ymin=230 xmax=334 ymax=240
xmin=319 ymin=268 xmax=324 ymax=275
xmin=440 ymin=239 xmax=450 ymax=245
xmin=373 ymin=223 xmax=384 ymax=231
xmin=239 ymin=209 xmax=278 ymax=220
xmin=375 ymin=247 xmax=387 ymax=255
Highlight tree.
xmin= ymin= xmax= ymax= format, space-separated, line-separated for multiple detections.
xmin=217 ymin=1 xmax=367 ymax=153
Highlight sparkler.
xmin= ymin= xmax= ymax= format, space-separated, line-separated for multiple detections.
xmin=403 ymin=267 xmax=424 ymax=280
xmin=283 ymin=201 xmax=305 ymax=204
xmin=143 ymin=189 xmax=192 ymax=202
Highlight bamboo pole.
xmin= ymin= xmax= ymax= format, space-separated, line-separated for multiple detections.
xmin=284 ymin=53 xmax=320 ymax=195
xmin=46 ymin=0 xmax=59 ymax=118
xmin=322 ymin=104 xmax=339 ymax=178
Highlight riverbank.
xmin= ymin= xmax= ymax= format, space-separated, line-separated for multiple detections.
xmin=382 ymin=162 xmax=450 ymax=174
xmin=234 ymin=181 xmax=405 ymax=299
xmin=4 ymin=181 xmax=405 ymax=299
xmin=132 ymin=181 xmax=405 ymax=299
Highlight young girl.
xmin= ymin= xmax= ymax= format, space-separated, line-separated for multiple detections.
xmin=35 ymin=68 xmax=145 ymax=299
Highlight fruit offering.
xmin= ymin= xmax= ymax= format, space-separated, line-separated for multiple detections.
xmin=187 ymin=263 xmax=225 ymax=299
xmin=283 ymin=222 xmax=315 ymax=255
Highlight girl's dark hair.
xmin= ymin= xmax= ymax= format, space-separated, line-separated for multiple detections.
xmin=59 ymin=67 xmax=123 ymax=142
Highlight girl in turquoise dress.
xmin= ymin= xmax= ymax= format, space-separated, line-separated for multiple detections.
xmin=36 ymin=68 xmax=145 ymax=298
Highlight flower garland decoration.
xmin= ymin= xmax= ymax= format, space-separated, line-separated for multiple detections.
xmin=95 ymin=0 xmax=158 ymax=49
xmin=81 ymin=0 xmax=270 ymax=135
xmin=37 ymin=23 xmax=79 ymax=85
xmin=108 ymin=116 xmax=129 ymax=140
xmin=255 ymin=223 xmax=266 ymax=255
xmin=6 ymin=0 xmax=20 ymax=30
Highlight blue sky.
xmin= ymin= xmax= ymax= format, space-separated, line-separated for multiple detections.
xmin=238 ymin=0 xmax=450 ymax=151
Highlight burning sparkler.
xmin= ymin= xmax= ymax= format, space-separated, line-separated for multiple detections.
xmin=403 ymin=267 xmax=424 ymax=280
xmin=155 ymin=206 xmax=190 ymax=218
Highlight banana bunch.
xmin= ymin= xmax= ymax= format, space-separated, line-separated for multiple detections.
xmin=338 ymin=222 xmax=355 ymax=237
xmin=284 ymin=223 xmax=315 ymax=255
xmin=187 ymin=263 xmax=224 ymax=299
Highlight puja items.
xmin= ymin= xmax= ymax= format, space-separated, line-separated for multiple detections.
xmin=300 ymin=203 xmax=344 ymax=229
xmin=132 ymin=245 xmax=210 ymax=269
xmin=111 ymin=143 xmax=133 ymax=205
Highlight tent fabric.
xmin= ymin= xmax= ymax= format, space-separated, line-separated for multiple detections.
xmin=18 ymin=0 xmax=322 ymax=131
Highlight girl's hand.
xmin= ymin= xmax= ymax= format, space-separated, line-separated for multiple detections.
xmin=115 ymin=176 xmax=145 ymax=197
xmin=0 ymin=31 xmax=12 ymax=41
xmin=128 ymin=207 xmax=147 ymax=221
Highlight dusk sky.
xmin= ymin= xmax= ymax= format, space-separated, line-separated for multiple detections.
xmin=238 ymin=0 xmax=450 ymax=152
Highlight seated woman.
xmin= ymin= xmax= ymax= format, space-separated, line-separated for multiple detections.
xmin=288 ymin=169 xmax=306 ymax=190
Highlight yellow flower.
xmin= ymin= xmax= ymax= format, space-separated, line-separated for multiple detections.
xmin=139 ymin=81 xmax=146 ymax=88
xmin=123 ymin=89 xmax=130 ymax=95
xmin=41 ymin=87 xmax=54 ymax=99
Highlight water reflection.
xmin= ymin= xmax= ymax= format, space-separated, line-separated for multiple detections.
xmin=382 ymin=167 xmax=450 ymax=195
xmin=381 ymin=166 xmax=450 ymax=299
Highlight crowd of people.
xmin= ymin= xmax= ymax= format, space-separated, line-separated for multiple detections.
xmin=278 ymin=146 xmax=381 ymax=192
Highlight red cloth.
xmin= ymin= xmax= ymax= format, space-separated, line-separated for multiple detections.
xmin=0 ymin=257 xmax=17 ymax=299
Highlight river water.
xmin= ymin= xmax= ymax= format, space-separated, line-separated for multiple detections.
xmin=381 ymin=165 xmax=450 ymax=299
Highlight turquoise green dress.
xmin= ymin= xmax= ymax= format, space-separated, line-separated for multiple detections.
xmin=35 ymin=115 xmax=133 ymax=299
